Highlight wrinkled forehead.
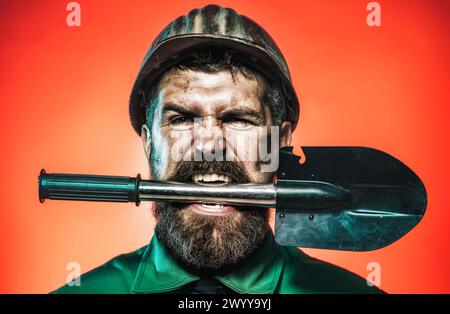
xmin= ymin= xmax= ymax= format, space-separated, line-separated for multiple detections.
xmin=156 ymin=68 xmax=267 ymax=112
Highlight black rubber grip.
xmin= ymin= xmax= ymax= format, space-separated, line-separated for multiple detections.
xmin=38 ymin=169 xmax=141 ymax=206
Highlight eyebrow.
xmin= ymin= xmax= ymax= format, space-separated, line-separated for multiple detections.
xmin=220 ymin=107 xmax=265 ymax=123
xmin=162 ymin=102 xmax=265 ymax=123
xmin=162 ymin=103 xmax=199 ymax=117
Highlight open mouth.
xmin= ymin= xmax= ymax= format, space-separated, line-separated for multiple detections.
xmin=189 ymin=172 xmax=237 ymax=215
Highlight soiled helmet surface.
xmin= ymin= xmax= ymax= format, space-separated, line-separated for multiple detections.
xmin=129 ymin=4 xmax=300 ymax=135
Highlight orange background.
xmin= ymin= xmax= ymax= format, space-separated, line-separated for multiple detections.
xmin=0 ymin=0 xmax=449 ymax=293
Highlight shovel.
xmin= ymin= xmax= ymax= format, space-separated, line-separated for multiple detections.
xmin=38 ymin=146 xmax=427 ymax=251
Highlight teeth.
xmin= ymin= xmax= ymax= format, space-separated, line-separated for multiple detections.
xmin=218 ymin=174 xmax=231 ymax=183
xmin=205 ymin=174 xmax=217 ymax=182
xmin=193 ymin=174 xmax=204 ymax=182
xmin=201 ymin=203 xmax=223 ymax=208
xmin=193 ymin=173 xmax=231 ymax=183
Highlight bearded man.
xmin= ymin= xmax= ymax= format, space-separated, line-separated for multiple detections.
xmin=53 ymin=4 xmax=382 ymax=294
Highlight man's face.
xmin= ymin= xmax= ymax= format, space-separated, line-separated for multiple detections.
xmin=141 ymin=67 xmax=291 ymax=274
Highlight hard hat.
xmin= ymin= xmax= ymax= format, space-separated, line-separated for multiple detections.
xmin=129 ymin=4 xmax=300 ymax=135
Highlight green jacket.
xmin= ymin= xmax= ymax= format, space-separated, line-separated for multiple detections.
xmin=52 ymin=234 xmax=383 ymax=294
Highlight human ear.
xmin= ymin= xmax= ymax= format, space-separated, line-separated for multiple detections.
xmin=279 ymin=121 xmax=292 ymax=147
xmin=141 ymin=124 xmax=151 ymax=160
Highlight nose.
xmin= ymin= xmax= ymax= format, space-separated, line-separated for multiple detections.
xmin=194 ymin=116 xmax=224 ymax=158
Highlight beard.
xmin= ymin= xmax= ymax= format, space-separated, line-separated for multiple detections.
xmin=153 ymin=160 xmax=271 ymax=276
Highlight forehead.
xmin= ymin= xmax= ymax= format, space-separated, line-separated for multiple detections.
xmin=156 ymin=68 xmax=266 ymax=111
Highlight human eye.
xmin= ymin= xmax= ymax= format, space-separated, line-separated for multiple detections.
xmin=223 ymin=117 xmax=256 ymax=129
xmin=170 ymin=115 xmax=194 ymax=125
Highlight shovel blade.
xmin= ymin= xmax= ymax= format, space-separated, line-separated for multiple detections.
xmin=274 ymin=147 xmax=427 ymax=251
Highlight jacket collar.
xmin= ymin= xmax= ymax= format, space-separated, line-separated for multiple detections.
xmin=131 ymin=233 xmax=284 ymax=294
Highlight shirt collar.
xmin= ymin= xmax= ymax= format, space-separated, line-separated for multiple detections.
xmin=131 ymin=233 xmax=284 ymax=294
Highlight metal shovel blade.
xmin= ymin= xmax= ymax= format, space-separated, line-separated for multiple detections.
xmin=274 ymin=147 xmax=427 ymax=251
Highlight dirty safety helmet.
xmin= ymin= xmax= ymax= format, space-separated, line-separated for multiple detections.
xmin=129 ymin=4 xmax=300 ymax=135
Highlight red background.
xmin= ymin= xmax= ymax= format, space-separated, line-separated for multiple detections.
xmin=0 ymin=0 xmax=449 ymax=293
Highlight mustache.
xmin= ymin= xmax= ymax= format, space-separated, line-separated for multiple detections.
xmin=168 ymin=160 xmax=251 ymax=184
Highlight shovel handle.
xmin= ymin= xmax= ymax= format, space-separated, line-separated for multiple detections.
xmin=38 ymin=169 xmax=141 ymax=206
xmin=39 ymin=170 xmax=352 ymax=211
